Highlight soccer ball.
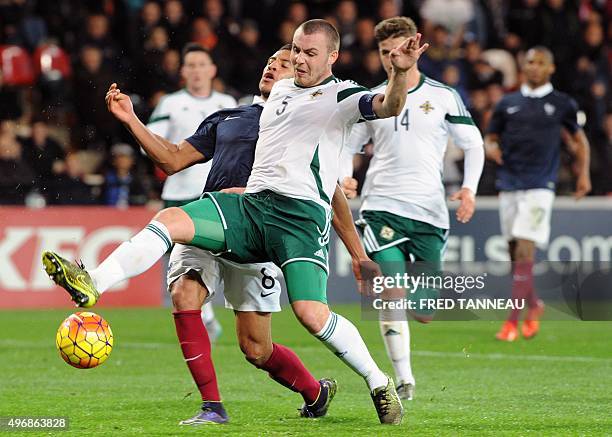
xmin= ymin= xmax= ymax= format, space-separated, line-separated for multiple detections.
xmin=56 ymin=312 xmax=114 ymax=369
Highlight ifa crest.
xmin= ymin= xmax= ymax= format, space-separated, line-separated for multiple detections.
xmin=380 ymin=226 xmax=395 ymax=240
xmin=419 ymin=100 xmax=434 ymax=114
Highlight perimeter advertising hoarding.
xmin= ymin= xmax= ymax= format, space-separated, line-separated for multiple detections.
xmin=0 ymin=207 xmax=162 ymax=308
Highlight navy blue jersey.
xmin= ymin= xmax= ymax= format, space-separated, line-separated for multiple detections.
xmin=185 ymin=104 xmax=263 ymax=193
xmin=487 ymin=88 xmax=579 ymax=191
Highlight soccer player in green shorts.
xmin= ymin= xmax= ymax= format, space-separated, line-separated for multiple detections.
xmin=102 ymin=45 xmax=337 ymax=425
xmin=340 ymin=17 xmax=484 ymax=400
xmin=42 ymin=19 xmax=428 ymax=425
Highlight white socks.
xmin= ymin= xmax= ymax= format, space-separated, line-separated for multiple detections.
xmin=90 ymin=220 xmax=172 ymax=293
xmin=380 ymin=320 xmax=414 ymax=386
xmin=315 ymin=312 xmax=388 ymax=391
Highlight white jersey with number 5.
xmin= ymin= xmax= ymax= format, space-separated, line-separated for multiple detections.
xmin=345 ymin=74 xmax=483 ymax=229
xmin=148 ymin=89 xmax=236 ymax=201
xmin=246 ymin=76 xmax=374 ymax=211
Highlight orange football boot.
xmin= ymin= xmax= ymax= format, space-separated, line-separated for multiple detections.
xmin=495 ymin=321 xmax=518 ymax=342
xmin=522 ymin=300 xmax=545 ymax=339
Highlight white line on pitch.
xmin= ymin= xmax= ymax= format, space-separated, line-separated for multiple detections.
xmin=411 ymin=350 xmax=612 ymax=363
xmin=2 ymin=339 xmax=611 ymax=364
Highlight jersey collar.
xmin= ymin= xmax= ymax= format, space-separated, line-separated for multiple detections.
xmin=375 ymin=73 xmax=425 ymax=94
xmin=294 ymin=74 xmax=337 ymax=89
xmin=408 ymin=73 xmax=425 ymax=94
xmin=183 ymin=87 xmax=213 ymax=100
xmin=252 ymin=95 xmax=265 ymax=106
xmin=521 ymin=83 xmax=553 ymax=98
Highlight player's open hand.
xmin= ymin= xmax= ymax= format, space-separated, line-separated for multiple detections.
xmin=574 ymin=174 xmax=591 ymax=199
xmin=341 ymin=177 xmax=358 ymax=199
xmin=105 ymin=83 xmax=135 ymax=124
xmin=449 ymin=187 xmax=476 ymax=223
xmin=390 ymin=33 xmax=429 ymax=73
xmin=352 ymin=257 xmax=382 ymax=296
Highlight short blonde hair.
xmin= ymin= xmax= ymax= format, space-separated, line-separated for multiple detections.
xmin=297 ymin=19 xmax=340 ymax=52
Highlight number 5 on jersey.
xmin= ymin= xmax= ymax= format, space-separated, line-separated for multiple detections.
xmin=276 ymin=96 xmax=292 ymax=116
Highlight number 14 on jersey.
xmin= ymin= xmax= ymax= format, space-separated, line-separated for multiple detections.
xmin=394 ymin=109 xmax=409 ymax=131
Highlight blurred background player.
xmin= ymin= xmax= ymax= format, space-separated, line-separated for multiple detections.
xmin=485 ymin=46 xmax=591 ymax=342
xmin=340 ymin=17 xmax=484 ymax=400
xmin=147 ymin=43 xmax=236 ymax=339
xmin=102 ymin=143 xmax=149 ymax=207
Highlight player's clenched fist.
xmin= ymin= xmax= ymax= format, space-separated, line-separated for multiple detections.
xmin=574 ymin=173 xmax=591 ymax=199
xmin=353 ymin=258 xmax=382 ymax=297
xmin=341 ymin=177 xmax=358 ymax=199
xmin=105 ymin=83 xmax=136 ymax=124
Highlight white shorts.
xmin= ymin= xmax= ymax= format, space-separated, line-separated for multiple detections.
xmin=499 ymin=189 xmax=555 ymax=248
xmin=167 ymin=244 xmax=282 ymax=312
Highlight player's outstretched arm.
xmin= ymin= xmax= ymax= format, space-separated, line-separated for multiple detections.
xmin=105 ymin=83 xmax=204 ymax=175
xmin=372 ymin=33 xmax=429 ymax=119
xmin=331 ymin=184 xmax=381 ymax=295
xmin=568 ymin=129 xmax=591 ymax=199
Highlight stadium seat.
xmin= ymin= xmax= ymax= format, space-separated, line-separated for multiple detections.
xmin=33 ymin=44 xmax=72 ymax=81
xmin=0 ymin=45 xmax=35 ymax=86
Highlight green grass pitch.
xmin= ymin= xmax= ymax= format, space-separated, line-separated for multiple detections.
xmin=1 ymin=305 xmax=611 ymax=436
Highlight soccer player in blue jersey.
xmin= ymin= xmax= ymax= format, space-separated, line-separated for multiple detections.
xmin=485 ymin=46 xmax=591 ymax=341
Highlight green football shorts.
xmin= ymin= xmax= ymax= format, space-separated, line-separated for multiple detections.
xmin=357 ymin=210 xmax=447 ymax=268
xmin=357 ymin=210 xmax=448 ymax=318
xmin=164 ymin=197 xmax=201 ymax=209
xmin=180 ymin=191 xmax=332 ymax=303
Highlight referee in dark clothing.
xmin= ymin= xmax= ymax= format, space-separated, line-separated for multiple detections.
xmin=485 ymin=46 xmax=591 ymax=342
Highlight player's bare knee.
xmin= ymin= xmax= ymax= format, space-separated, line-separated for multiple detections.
xmin=514 ymin=240 xmax=535 ymax=262
xmin=292 ymin=301 xmax=330 ymax=333
xmin=170 ymin=274 xmax=206 ymax=311
xmin=153 ymin=207 xmax=193 ymax=243
xmin=294 ymin=308 xmax=327 ymax=334
xmin=170 ymin=285 xmax=200 ymax=311
xmin=239 ymin=337 xmax=270 ymax=367
xmin=153 ymin=207 xmax=180 ymax=226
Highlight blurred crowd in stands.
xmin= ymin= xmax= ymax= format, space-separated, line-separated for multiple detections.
xmin=0 ymin=0 xmax=610 ymax=206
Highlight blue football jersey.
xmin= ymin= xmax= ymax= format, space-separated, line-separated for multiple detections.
xmin=487 ymin=86 xmax=579 ymax=191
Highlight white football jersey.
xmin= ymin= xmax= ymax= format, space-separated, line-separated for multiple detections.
xmin=148 ymin=89 xmax=236 ymax=201
xmin=246 ymin=76 xmax=372 ymax=210
xmin=345 ymin=74 xmax=483 ymax=229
